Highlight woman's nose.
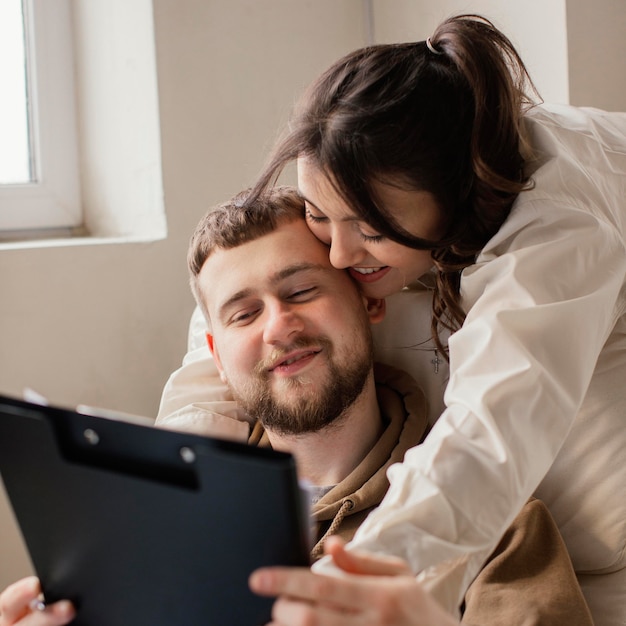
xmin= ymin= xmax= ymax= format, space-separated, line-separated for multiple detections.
xmin=328 ymin=230 xmax=365 ymax=269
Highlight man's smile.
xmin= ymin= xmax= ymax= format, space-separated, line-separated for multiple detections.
xmin=267 ymin=348 xmax=322 ymax=374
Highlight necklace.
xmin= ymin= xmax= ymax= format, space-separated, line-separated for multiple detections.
xmin=431 ymin=350 xmax=442 ymax=374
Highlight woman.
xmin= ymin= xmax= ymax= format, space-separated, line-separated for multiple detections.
xmin=161 ymin=13 xmax=626 ymax=624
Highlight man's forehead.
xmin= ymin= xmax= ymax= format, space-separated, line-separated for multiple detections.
xmin=216 ymin=225 xmax=332 ymax=279
xmin=202 ymin=223 xmax=341 ymax=314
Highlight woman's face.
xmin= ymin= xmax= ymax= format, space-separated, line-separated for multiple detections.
xmin=297 ymin=157 xmax=446 ymax=299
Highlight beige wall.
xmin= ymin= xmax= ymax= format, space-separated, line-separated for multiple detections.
xmin=372 ymin=0 xmax=571 ymax=104
xmin=1 ymin=0 xmax=625 ymax=591
xmin=370 ymin=0 xmax=626 ymax=111
xmin=0 ymin=0 xmax=367 ymax=591
xmin=567 ymin=0 xmax=626 ymax=111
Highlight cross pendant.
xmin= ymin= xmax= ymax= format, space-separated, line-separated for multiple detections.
xmin=431 ymin=351 xmax=442 ymax=374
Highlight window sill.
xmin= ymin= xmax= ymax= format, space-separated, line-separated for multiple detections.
xmin=0 ymin=226 xmax=166 ymax=251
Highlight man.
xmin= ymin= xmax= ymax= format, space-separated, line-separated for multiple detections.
xmin=0 ymin=187 xmax=591 ymax=626
xmin=188 ymin=186 xmax=429 ymax=560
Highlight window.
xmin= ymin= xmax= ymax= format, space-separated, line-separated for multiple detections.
xmin=0 ymin=0 xmax=30 ymax=185
xmin=0 ymin=0 xmax=81 ymax=234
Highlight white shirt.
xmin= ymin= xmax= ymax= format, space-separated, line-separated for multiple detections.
xmin=157 ymin=103 xmax=626 ymax=619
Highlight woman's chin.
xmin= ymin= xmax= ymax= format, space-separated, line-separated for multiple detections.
xmin=360 ymin=278 xmax=405 ymax=299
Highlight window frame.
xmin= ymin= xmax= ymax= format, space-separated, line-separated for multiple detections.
xmin=0 ymin=0 xmax=81 ymax=233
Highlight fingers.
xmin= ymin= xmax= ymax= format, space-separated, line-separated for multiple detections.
xmin=33 ymin=601 xmax=75 ymax=626
xmin=249 ymin=561 xmax=462 ymax=626
xmin=270 ymin=594 xmax=361 ymax=626
xmin=251 ymin=567 xmax=366 ymax=626
xmin=0 ymin=577 xmax=40 ymax=624
xmin=250 ymin=568 xmax=436 ymax=626
xmin=250 ymin=565 xmax=382 ymax=613
xmin=249 ymin=540 xmax=411 ymax=613
xmin=323 ymin=536 xmax=413 ymax=576
xmin=0 ymin=578 xmax=75 ymax=626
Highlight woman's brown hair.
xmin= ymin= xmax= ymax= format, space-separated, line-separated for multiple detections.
xmin=247 ymin=14 xmax=539 ymax=357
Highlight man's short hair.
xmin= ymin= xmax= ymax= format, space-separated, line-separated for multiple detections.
xmin=188 ymin=186 xmax=305 ymax=324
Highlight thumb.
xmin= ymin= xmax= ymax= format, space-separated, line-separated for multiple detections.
xmin=324 ymin=536 xmax=413 ymax=577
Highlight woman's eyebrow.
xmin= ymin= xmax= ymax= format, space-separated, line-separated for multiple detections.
xmin=300 ymin=194 xmax=322 ymax=212
xmin=301 ymin=194 xmax=362 ymax=223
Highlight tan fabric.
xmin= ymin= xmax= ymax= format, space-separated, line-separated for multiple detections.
xmin=310 ymin=364 xmax=429 ymax=559
xmin=462 ymin=499 xmax=593 ymax=626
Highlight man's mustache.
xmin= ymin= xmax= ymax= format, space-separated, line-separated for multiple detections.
xmin=253 ymin=336 xmax=332 ymax=377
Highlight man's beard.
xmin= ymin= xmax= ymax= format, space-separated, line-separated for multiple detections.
xmin=232 ymin=334 xmax=373 ymax=436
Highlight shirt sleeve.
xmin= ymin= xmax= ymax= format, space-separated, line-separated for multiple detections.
xmin=343 ymin=194 xmax=626 ymax=614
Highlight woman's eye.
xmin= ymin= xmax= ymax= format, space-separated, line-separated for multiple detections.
xmin=359 ymin=230 xmax=384 ymax=243
xmin=305 ymin=208 xmax=328 ymax=223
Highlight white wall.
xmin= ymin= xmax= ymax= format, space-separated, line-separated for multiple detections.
xmin=1 ymin=0 xmax=624 ymax=592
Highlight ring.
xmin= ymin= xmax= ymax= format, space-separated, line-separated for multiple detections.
xmin=29 ymin=598 xmax=46 ymax=611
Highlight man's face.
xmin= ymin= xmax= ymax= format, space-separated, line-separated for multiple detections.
xmin=198 ymin=219 xmax=382 ymax=434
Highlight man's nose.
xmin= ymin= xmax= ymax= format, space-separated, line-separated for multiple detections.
xmin=262 ymin=303 xmax=305 ymax=345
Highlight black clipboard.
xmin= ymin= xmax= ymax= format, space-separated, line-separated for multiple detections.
xmin=0 ymin=394 xmax=310 ymax=626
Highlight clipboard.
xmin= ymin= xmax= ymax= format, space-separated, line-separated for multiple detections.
xmin=0 ymin=394 xmax=310 ymax=626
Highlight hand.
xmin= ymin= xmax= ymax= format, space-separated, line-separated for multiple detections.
xmin=0 ymin=577 xmax=74 ymax=626
xmin=249 ymin=536 xmax=459 ymax=626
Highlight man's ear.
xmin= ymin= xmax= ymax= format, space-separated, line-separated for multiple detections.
xmin=206 ymin=332 xmax=215 ymax=355
xmin=206 ymin=332 xmax=225 ymax=376
xmin=365 ymin=297 xmax=386 ymax=324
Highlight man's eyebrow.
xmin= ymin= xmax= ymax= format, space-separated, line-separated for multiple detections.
xmin=270 ymin=262 xmax=327 ymax=284
xmin=217 ymin=262 xmax=327 ymax=320
xmin=217 ymin=288 xmax=254 ymax=321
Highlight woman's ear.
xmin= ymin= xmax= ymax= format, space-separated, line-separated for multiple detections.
xmin=365 ymin=297 xmax=386 ymax=324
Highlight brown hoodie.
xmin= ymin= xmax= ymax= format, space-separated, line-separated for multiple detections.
xmin=248 ymin=362 xmax=429 ymax=559
xmin=307 ymin=363 xmax=429 ymax=559
xmin=249 ymin=363 xmax=592 ymax=625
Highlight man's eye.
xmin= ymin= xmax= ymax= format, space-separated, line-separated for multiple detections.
xmin=288 ymin=287 xmax=316 ymax=300
xmin=231 ymin=309 xmax=259 ymax=324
